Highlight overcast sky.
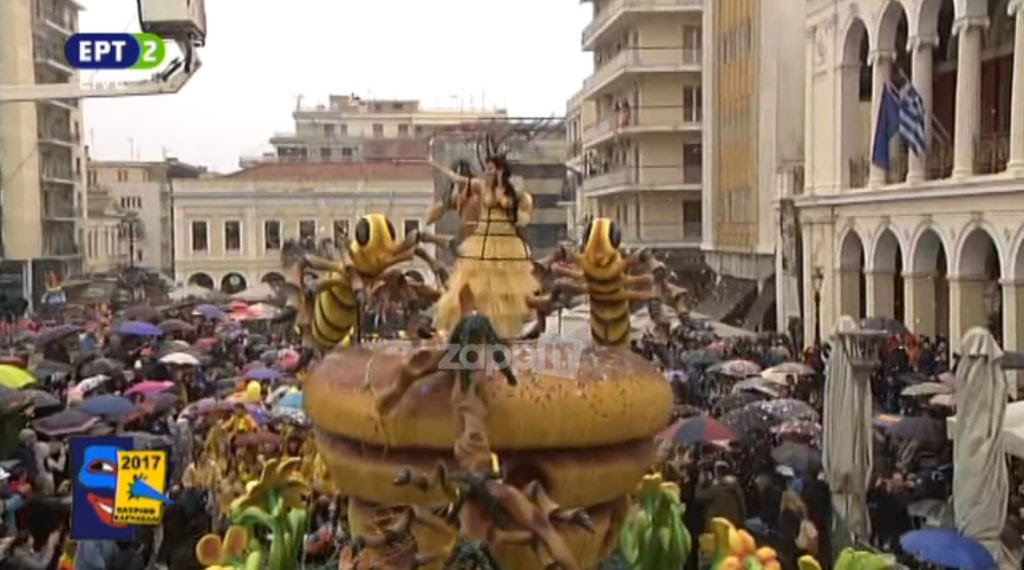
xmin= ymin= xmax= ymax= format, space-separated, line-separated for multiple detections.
xmin=79 ymin=0 xmax=593 ymax=173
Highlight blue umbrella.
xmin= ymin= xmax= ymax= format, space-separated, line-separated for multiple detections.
xmin=193 ymin=304 xmax=225 ymax=318
xmin=900 ymin=529 xmax=997 ymax=570
xmin=117 ymin=320 xmax=163 ymax=337
xmin=79 ymin=394 xmax=137 ymax=421
xmin=245 ymin=366 xmax=281 ymax=381
xmin=276 ymin=391 xmax=303 ymax=410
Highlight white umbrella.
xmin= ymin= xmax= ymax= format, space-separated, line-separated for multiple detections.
xmin=159 ymin=352 xmax=200 ymax=366
xmin=953 ymin=327 xmax=1014 ymax=567
xmin=822 ymin=316 xmax=874 ymax=541
xmin=901 ymin=382 xmax=953 ymax=397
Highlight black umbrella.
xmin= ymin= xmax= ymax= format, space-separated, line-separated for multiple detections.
xmin=32 ymin=325 xmax=81 ymax=347
xmin=18 ymin=389 xmax=61 ymax=410
xmin=771 ymin=442 xmax=821 ymax=472
xmin=159 ymin=319 xmax=195 ymax=334
xmin=31 ymin=359 xmax=74 ymax=380
xmin=721 ymin=405 xmax=776 ymax=436
xmin=888 ymin=416 xmax=946 ymax=444
xmin=80 ymin=358 xmax=125 ymax=378
xmin=32 ymin=409 xmax=99 ymax=437
xmin=123 ymin=304 xmax=161 ymax=323
xmin=712 ymin=392 xmax=766 ymax=415
xmin=751 ymin=399 xmax=820 ymax=423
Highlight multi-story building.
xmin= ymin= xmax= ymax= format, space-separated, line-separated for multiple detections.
xmin=699 ymin=0 xmax=806 ymax=331
xmin=0 ymin=0 xmax=87 ymax=303
xmin=240 ymin=95 xmax=509 ymax=166
xmin=797 ymin=0 xmax=1024 ymax=353
xmin=429 ymin=119 xmax=571 ymax=258
xmin=172 ymin=161 xmax=435 ymax=291
xmin=81 ymin=185 xmax=131 ymax=274
xmin=87 ymin=159 xmax=205 ymax=275
xmin=570 ymin=0 xmax=706 ymax=275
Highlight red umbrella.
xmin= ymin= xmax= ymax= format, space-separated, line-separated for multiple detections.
xmin=659 ymin=415 xmax=738 ymax=446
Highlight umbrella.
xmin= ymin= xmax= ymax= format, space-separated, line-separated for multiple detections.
xmin=898 ymin=371 xmax=930 ymax=385
xmin=713 ymin=392 xmax=766 ymax=415
xmin=888 ymin=416 xmax=946 ymax=444
xmin=751 ymin=398 xmax=819 ymax=423
xmin=244 ymin=366 xmax=280 ymax=381
xmin=901 ymin=382 xmax=952 ymax=397
xmin=116 ymin=320 xmax=163 ymax=337
xmin=142 ymin=392 xmax=180 ymax=414
xmin=660 ymin=415 xmax=737 ymax=446
xmin=193 ymin=337 xmax=219 ymax=351
xmin=929 ymin=393 xmax=955 ymax=408
xmin=732 ymin=377 xmax=781 ymax=398
xmin=772 ymin=420 xmax=823 ymax=440
xmin=32 ymin=409 xmax=99 ymax=437
xmin=900 ymin=529 xmax=996 ymax=570
xmin=17 ymin=389 xmax=61 ymax=410
xmin=860 ymin=317 xmax=908 ymax=335
xmin=32 ymin=360 xmax=74 ymax=376
xmin=231 ymin=283 xmax=278 ymax=303
xmin=708 ymin=359 xmax=762 ymax=378
xmin=720 ymin=405 xmax=776 ymax=435
xmin=269 ymin=407 xmax=309 ymax=427
xmin=80 ymin=358 xmax=124 ymax=378
xmin=119 ymin=431 xmax=174 ymax=450
xmin=762 ymin=362 xmax=815 ymax=377
xmin=938 ymin=371 xmax=960 ymax=389
xmin=32 ymin=324 xmax=81 ymax=347
xmin=908 ymin=498 xmax=954 ymax=528
xmin=679 ymin=350 xmax=720 ymax=367
xmin=669 ymin=404 xmax=704 ymax=421
xmin=275 ymin=391 xmax=303 ymax=410
xmin=124 ymin=380 xmax=175 ymax=397
xmin=159 ymin=352 xmax=200 ymax=366
xmin=0 ymin=365 xmax=36 ymax=389
xmin=953 ymin=327 xmax=1011 ymax=566
xmin=159 ymin=319 xmax=195 ymax=334
xmin=193 ymin=304 xmax=226 ymax=319
xmin=771 ymin=442 xmax=821 ymax=472
xmin=79 ymin=394 xmax=137 ymax=421
xmin=123 ymin=304 xmax=161 ymax=323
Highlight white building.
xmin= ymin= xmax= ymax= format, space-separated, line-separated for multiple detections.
xmin=795 ymin=0 xmax=1024 ymax=353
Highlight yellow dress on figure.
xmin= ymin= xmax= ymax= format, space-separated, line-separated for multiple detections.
xmin=434 ymin=181 xmax=538 ymax=340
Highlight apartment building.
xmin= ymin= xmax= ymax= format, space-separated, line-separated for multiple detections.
xmin=172 ymin=162 xmax=435 ymax=291
xmin=568 ymin=0 xmax=706 ymax=274
xmin=797 ymin=0 xmax=1024 ymax=353
xmin=429 ymin=119 xmax=571 ymax=258
xmin=699 ymin=0 xmax=806 ymax=331
xmin=240 ymin=95 xmax=509 ymax=165
xmin=0 ymin=0 xmax=87 ymax=303
xmin=86 ymin=159 xmax=205 ymax=275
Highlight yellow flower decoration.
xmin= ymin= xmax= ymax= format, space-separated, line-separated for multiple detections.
xmin=195 ymin=525 xmax=251 ymax=568
xmin=230 ymin=457 xmax=310 ymax=515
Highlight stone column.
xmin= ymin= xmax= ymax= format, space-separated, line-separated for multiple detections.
xmin=1008 ymin=1 xmax=1024 ymax=173
xmin=948 ymin=276 xmax=988 ymax=353
xmin=1003 ymin=280 xmax=1024 ymax=352
xmin=907 ymin=36 xmax=937 ymax=183
xmin=952 ymin=16 xmax=988 ymax=178
xmin=869 ymin=50 xmax=895 ymax=187
xmin=867 ymin=271 xmax=896 ymax=318
xmin=904 ymin=272 xmax=937 ymax=337
xmin=838 ymin=269 xmax=863 ymax=321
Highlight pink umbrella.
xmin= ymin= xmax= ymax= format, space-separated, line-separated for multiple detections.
xmin=278 ymin=349 xmax=300 ymax=371
xmin=124 ymin=380 xmax=175 ymax=397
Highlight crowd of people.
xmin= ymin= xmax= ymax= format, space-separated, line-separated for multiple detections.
xmin=0 ymin=288 xmax=1015 ymax=570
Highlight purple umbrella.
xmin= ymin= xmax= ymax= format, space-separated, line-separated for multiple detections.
xmin=32 ymin=324 xmax=81 ymax=346
xmin=32 ymin=409 xmax=99 ymax=437
xmin=244 ymin=366 xmax=281 ymax=381
xmin=193 ymin=304 xmax=225 ymax=318
xmin=116 ymin=320 xmax=163 ymax=337
xmin=79 ymin=394 xmax=137 ymax=421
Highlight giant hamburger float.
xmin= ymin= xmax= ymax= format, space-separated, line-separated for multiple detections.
xmin=305 ymin=338 xmax=673 ymax=569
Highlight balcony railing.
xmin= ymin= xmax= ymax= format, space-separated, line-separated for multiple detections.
xmin=33 ymin=43 xmax=73 ymax=73
xmin=582 ymin=0 xmax=703 ymax=47
xmin=584 ymin=47 xmax=701 ymax=95
xmin=583 ymin=105 xmax=701 ymax=141
xmin=582 ymin=164 xmax=702 ymax=193
xmin=38 ymin=129 xmax=79 ymax=144
xmin=974 ymin=133 xmax=1010 ymax=175
xmin=40 ymin=168 xmax=76 ymax=183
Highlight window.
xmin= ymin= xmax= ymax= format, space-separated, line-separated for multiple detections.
xmin=403 ymin=219 xmax=420 ymax=237
xmin=341 ymin=147 xmax=353 ymax=157
xmin=264 ymin=220 xmax=281 ymax=250
xmin=88 ymin=169 xmax=97 ymax=187
xmin=320 ymin=147 xmax=331 ymax=160
xmin=299 ymin=220 xmax=316 ymax=242
xmin=372 ymin=124 xmax=384 ymax=138
xmin=224 ymin=220 xmax=241 ymax=251
xmin=683 ymin=85 xmax=702 ymax=122
xmin=191 ymin=221 xmax=208 ymax=252
xmin=415 ymin=125 xmax=425 ymax=136
xmin=333 ymin=220 xmax=349 ymax=244
xmin=338 ymin=124 xmax=348 ymax=135
xmin=75 ymin=157 xmax=81 ymax=176
xmin=324 ymin=124 xmax=335 ymax=138
xmin=398 ymin=124 xmax=409 ymax=137
xmin=392 ymin=102 xmax=404 ymax=110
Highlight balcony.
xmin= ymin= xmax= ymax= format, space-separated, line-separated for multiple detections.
xmin=582 ymin=164 xmax=701 ymax=196
xmin=974 ymin=133 xmax=1010 ymax=175
xmin=40 ymin=167 xmax=77 ymax=185
xmin=582 ymin=105 xmax=700 ymax=147
xmin=37 ymin=128 xmax=79 ymax=147
xmin=582 ymin=0 xmax=703 ymax=50
xmin=43 ymin=201 xmax=79 ymax=221
xmin=33 ymin=43 xmax=74 ymax=74
xmin=35 ymin=11 xmax=75 ymax=36
xmin=583 ymin=48 xmax=701 ymax=99
xmin=620 ymin=221 xmax=703 ymax=248
xmin=848 ymin=143 xmax=955 ymax=189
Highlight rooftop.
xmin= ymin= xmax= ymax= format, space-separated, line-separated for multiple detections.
xmin=220 ymin=160 xmax=433 ymax=182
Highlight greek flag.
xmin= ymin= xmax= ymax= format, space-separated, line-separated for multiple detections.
xmin=896 ymin=82 xmax=927 ymax=155
xmin=873 ymin=81 xmax=929 ymax=169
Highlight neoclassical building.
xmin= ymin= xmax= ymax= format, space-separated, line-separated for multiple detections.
xmin=793 ymin=0 xmax=1024 ymax=352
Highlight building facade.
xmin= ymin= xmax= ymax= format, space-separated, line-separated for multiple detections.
xmin=171 ymin=162 xmax=436 ymax=291
xmin=0 ymin=0 xmax=86 ymax=303
xmin=87 ymin=159 xmax=205 ymax=275
xmin=568 ymin=0 xmax=705 ymax=271
xmin=699 ymin=0 xmax=806 ymax=330
xmin=241 ymin=95 xmax=509 ymax=166
xmin=797 ymin=0 xmax=1024 ymax=353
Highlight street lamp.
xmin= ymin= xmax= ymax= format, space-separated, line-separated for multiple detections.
xmin=118 ymin=217 xmax=142 ymax=269
xmin=811 ymin=267 xmax=824 ymax=348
